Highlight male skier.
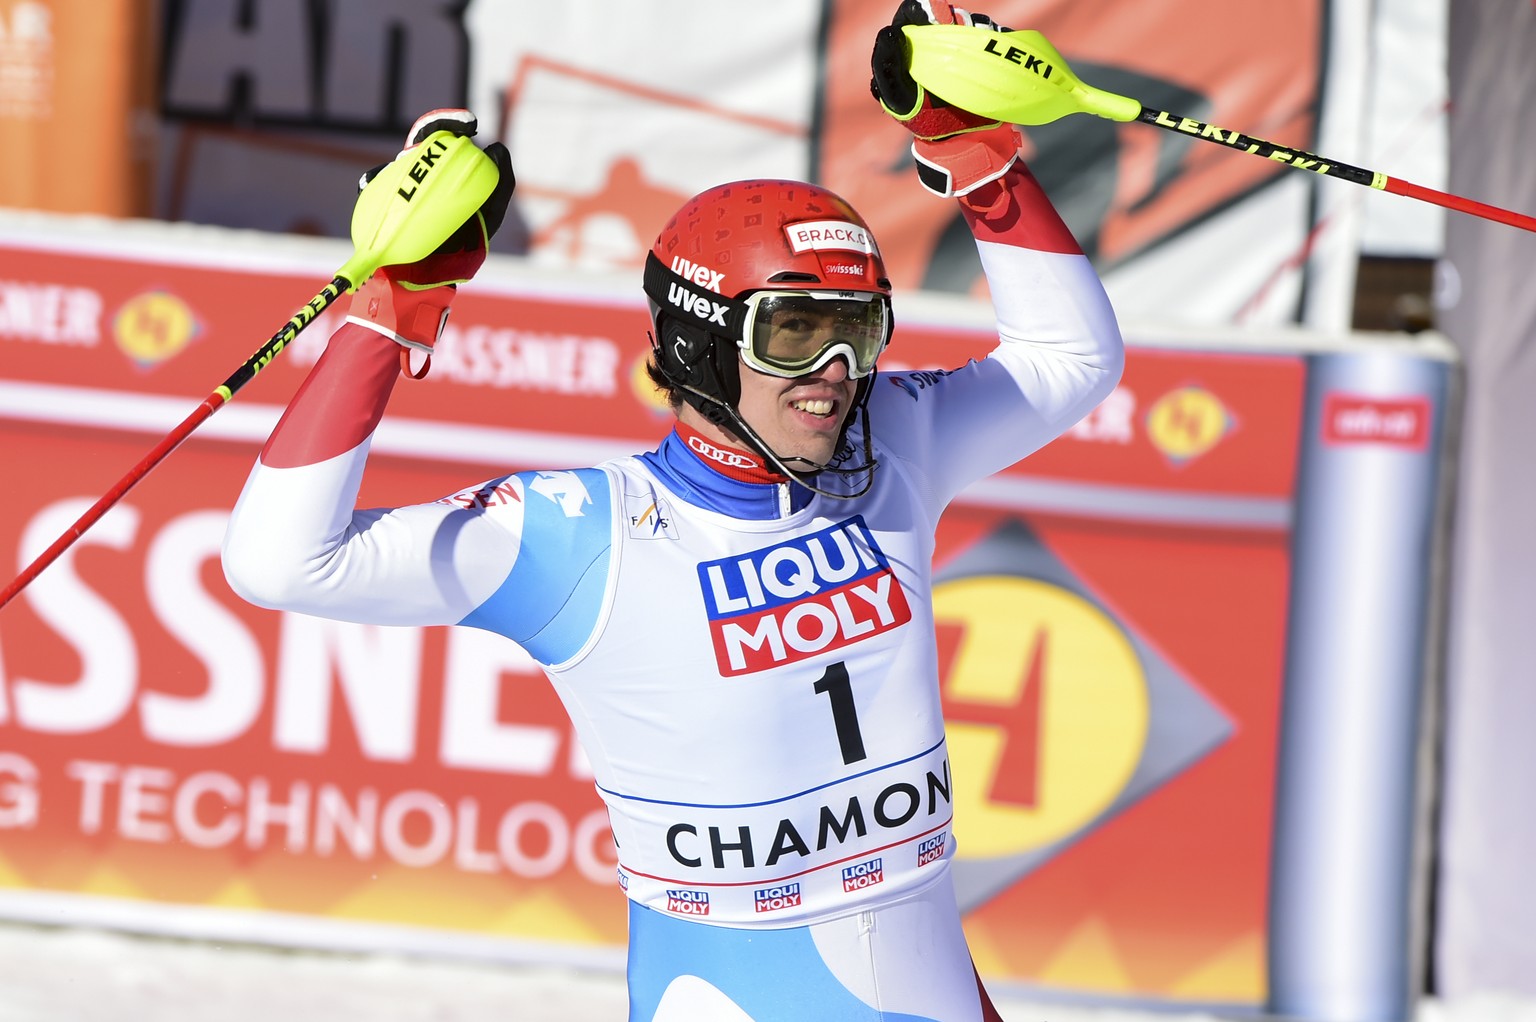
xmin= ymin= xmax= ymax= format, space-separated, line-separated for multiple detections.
xmin=223 ymin=4 xmax=1125 ymax=1018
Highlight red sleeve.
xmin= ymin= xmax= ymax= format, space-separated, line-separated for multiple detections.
xmin=961 ymin=163 xmax=1083 ymax=255
xmin=259 ymin=323 xmax=402 ymax=469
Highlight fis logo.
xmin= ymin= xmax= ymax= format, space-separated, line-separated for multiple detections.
xmin=698 ymin=516 xmax=912 ymax=676
xmin=666 ymin=889 xmax=710 ymax=916
xmin=753 ymin=882 xmax=802 ymax=914
xmin=917 ymin=833 xmax=947 ymax=867
xmin=625 ymin=492 xmax=676 ymax=540
xmin=842 ymin=857 xmax=884 ymax=892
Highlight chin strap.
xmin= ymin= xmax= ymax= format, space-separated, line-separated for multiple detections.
xmin=649 ymin=328 xmax=881 ymax=500
xmin=670 ymin=378 xmax=880 ymax=502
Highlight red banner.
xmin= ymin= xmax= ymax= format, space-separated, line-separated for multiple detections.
xmin=0 ymin=228 xmax=1304 ymax=1006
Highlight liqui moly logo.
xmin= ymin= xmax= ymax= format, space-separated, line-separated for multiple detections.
xmin=754 ymin=882 xmax=803 ymax=914
xmin=666 ymin=889 xmax=710 ymax=916
xmin=843 ymin=857 xmax=884 ymax=892
xmin=697 ymin=516 xmax=911 ymax=676
xmin=917 ymin=833 xmax=947 ymax=867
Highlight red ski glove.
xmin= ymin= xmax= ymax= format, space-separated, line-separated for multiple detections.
xmin=870 ymin=2 xmax=1022 ymax=203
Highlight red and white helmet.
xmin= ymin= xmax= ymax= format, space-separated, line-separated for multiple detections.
xmin=644 ymin=179 xmax=893 ymax=417
xmin=650 ymin=178 xmax=890 ymax=296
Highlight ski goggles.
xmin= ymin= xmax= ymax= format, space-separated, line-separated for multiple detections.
xmin=739 ymin=289 xmax=892 ymax=380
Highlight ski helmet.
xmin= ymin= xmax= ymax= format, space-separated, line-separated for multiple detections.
xmin=643 ymin=178 xmax=893 ymax=432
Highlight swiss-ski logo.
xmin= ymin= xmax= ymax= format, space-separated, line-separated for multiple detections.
xmin=697 ymin=516 xmax=911 ymax=676
xmin=889 ymin=369 xmax=952 ymax=401
xmin=529 ymin=471 xmax=591 ymax=517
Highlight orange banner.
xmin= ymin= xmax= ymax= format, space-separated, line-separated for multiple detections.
xmin=821 ymin=0 xmax=1324 ymax=291
xmin=2 ymin=0 xmax=155 ymax=216
xmin=142 ymin=1 xmax=1332 ymax=321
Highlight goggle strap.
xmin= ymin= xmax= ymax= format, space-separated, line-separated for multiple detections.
xmin=643 ymin=252 xmax=750 ymax=338
xmin=646 ymin=253 xmax=891 ymax=382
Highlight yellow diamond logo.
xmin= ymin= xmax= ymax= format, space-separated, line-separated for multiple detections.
xmin=114 ymin=291 xmax=199 ymax=367
xmin=1145 ymin=386 xmax=1233 ymax=465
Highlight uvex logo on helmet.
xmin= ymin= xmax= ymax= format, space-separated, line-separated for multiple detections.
xmin=666 ymin=279 xmax=730 ymax=326
xmin=671 ymin=256 xmax=725 ymax=293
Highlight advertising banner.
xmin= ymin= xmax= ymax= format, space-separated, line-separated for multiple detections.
xmin=1 ymin=0 xmax=155 ymax=216
xmin=0 ymin=218 xmax=1449 ymax=1019
xmin=819 ymin=0 xmax=1325 ymax=284
xmin=154 ymin=0 xmax=1337 ymax=326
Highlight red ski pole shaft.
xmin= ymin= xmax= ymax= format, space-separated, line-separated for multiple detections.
xmin=1136 ymin=106 xmax=1536 ymax=234
xmin=0 ymin=276 xmax=348 ymax=612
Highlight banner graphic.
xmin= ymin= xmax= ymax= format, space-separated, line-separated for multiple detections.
xmin=0 ymin=223 xmax=1448 ymax=1019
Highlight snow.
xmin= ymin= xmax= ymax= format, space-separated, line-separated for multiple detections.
xmin=3 ymin=922 xmax=1535 ymax=1022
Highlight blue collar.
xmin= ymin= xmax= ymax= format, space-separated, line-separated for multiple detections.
xmin=639 ymin=430 xmax=814 ymax=520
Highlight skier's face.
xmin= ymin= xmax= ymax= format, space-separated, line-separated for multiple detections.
xmin=732 ymin=352 xmax=858 ymax=470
